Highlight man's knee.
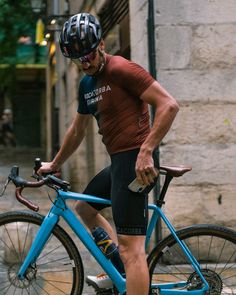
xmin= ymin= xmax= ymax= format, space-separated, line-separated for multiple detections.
xmin=118 ymin=235 xmax=146 ymax=266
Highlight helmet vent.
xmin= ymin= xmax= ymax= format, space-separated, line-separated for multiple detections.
xmin=72 ymin=15 xmax=77 ymax=23
xmin=80 ymin=24 xmax=85 ymax=39
xmin=71 ymin=24 xmax=76 ymax=35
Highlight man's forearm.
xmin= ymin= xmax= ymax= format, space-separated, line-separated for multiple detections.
xmin=141 ymin=100 xmax=179 ymax=155
xmin=52 ymin=125 xmax=86 ymax=170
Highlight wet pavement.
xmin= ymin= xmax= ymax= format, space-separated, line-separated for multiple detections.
xmin=0 ymin=146 xmax=104 ymax=295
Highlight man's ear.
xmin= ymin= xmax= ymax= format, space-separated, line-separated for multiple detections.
xmin=99 ymin=39 xmax=105 ymax=51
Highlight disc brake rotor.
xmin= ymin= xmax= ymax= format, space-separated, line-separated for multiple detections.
xmin=8 ymin=263 xmax=37 ymax=289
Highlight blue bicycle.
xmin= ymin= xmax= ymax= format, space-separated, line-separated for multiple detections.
xmin=0 ymin=162 xmax=235 ymax=294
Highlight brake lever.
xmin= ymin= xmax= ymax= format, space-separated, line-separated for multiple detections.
xmin=32 ymin=157 xmax=58 ymax=181
xmin=31 ymin=157 xmax=42 ymax=180
xmin=34 ymin=157 xmax=42 ymax=174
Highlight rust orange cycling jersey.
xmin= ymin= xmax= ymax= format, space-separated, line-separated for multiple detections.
xmin=78 ymin=54 xmax=155 ymax=155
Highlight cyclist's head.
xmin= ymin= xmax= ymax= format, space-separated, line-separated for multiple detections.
xmin=59 ymin=13 xmax=102 ymax=59
xmin=3 ymin=109 xmax=12 ymax=115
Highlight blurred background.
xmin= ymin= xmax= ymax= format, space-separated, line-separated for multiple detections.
xmin=0 ymin=0 xmax=236 ymax=236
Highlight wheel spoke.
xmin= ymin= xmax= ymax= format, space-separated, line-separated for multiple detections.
xmin=20 ymin=222 xmax=31 ymax=262
xmin=219 ymin=248 xmax=236 ymax=275
xmin=149 ymin=225 xmax=236 ymax=294
xmin=0 ymin=212 xmax=83 ymax=294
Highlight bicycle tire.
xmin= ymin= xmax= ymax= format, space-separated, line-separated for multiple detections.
xmin=0 ymin=210 xmax=84 ymax=295
xmin=148 ymin=224 xmax=236 ymax=294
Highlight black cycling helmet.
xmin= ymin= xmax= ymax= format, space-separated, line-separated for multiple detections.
xmin=59 ymin=13 xmax=102 ymax=59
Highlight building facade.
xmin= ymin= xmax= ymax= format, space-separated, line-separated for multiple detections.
xmin=45 ymin=0 xmax=236 ymax=231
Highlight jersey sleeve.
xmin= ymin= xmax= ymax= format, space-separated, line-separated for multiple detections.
xmin=77 ymin=79 xmax=89 ymax=114
xmin=109 ymin=57 xmax=155 ymax=98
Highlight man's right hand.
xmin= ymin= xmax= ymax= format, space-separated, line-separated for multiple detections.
xmin=37 ymin=162 xmax=59 ymax=176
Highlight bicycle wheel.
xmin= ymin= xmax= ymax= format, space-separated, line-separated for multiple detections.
xmin=0 ymin=210 xmax=84 ymax=295
xmin=148 ymin=224 xmax=236 ymax=294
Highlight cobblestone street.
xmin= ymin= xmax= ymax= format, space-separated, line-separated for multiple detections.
xmin=0 ymin=146 xmax=103 ymax=295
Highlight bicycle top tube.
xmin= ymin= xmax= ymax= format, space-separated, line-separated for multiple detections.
xmin=60 ymin=189 xmax=112 ymax=205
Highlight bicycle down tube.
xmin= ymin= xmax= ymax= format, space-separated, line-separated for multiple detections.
xmin=17 ymin=193 xmax=127 ymax=295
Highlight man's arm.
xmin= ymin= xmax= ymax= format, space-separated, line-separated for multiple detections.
xmin=136 ymin=81 xmax=179 ymax=185
xmin=38 ymin=113 xmax=91 ymax=174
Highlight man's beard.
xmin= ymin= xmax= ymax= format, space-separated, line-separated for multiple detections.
xmin=91 ymin=49 xmax=106 ymax=76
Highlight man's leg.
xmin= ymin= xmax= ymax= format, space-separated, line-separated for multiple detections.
xmin=74 ymin=200 xmax=117 ymax=243
xmin=74 ymin=166 xmax=116 ymax=241
xmin=118 ymin=235 xmax=149 ymax=295
xmin=75 ymin=200 xmax=118 ymax=290
xmin=110 ymin=149 xmax=150 ymax=294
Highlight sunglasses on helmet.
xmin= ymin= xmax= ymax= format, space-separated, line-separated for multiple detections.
xmin=72 ymin=49 xmax=97 ymax=64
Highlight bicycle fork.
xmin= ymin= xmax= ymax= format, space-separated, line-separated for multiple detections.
xmin=17 ymin=211 xmax=59 ymax=279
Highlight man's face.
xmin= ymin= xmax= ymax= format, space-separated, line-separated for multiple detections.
xmin=71 ymin=44 xmax=104 ymax=76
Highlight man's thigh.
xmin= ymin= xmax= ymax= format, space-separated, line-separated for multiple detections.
xmin=84 ymin=166 xmax=112 ymax=211
xmin=111 ymin=149 xmax=148 ymax=236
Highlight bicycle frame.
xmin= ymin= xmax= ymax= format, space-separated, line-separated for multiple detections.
xmin=17 ymin=189 xmax=209 ymax=295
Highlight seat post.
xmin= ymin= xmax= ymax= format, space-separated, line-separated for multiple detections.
xmin=156 ymin=174 xmax=173 ymax=207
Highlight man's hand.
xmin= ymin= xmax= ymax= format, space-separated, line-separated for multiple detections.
xmin=135 ymin=151 xmax=159 ymax=186
xmin=37 ymin=162 xmax=59 ymax=176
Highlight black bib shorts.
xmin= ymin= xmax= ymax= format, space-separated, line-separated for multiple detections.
xmin=83 ymin=149 xmax=150 ymax=235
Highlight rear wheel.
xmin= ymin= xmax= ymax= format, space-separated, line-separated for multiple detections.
xmin=148 ymin=224 xmax=236 ymax=294
xmin=0 ymin=211 xmax=84 ymax=295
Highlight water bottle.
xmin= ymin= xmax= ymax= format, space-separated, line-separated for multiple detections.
xmin=92 ymin=227 xmax=125 ymax=275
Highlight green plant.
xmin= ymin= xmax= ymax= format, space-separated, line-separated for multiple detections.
xmin=0 ymin=0 xmax=36 ymax=93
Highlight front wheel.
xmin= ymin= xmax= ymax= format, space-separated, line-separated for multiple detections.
xmin=0 ymin=211 xmax=84 ymax=295
xmin=148 ymin=224 xmax=236 ymax=294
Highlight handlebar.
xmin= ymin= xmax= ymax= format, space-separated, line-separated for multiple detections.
xmin=8 ymin=159 xmax=70 ymax=212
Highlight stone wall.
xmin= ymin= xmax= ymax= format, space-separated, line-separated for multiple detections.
xmin=130 ymin=0 xmax=236 ymax=230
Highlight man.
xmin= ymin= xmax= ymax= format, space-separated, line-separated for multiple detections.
xmin=1 ymin=109 xmax=16 ymax=147
xmin=38 ymin=13 xmax=179 ymax=295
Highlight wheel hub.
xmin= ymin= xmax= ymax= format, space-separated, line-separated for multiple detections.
xmin=188 ymin=269 xmax=223 ymax=295
xmin=8 ymin=263 xmax=37 ymax=289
